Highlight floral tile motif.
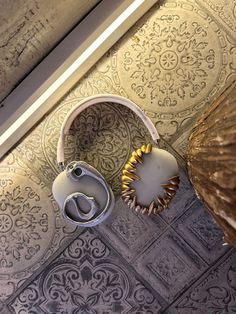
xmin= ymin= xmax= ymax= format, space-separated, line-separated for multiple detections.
xmin=0 ymin=165 xmax=76 ymax=301
xmin=98 ymin=0 xmax=235 ymax=140
xmin=1 ymin=0 xmax=236 ymax=309
xmin=9 ymin=229 xmax=165 ymax=314
xmin=97 ymin=197 xmax=167 ymax=262
xmin=167 ymin=250 xmax=236 ymax=314
xmin=133 ymin=228 xmax=207 ymax=302
xmin=195 ymin=0 xmax=236 ymax=40
xmin=173 ymin=200 xmax=229 ymax=265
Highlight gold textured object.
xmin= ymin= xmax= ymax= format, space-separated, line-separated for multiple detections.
xmin=121 ymin=143 xmax=180 ymax=215
xmin=187 ymin=79 xmax=236 ymax=247
xmin=145 ymin=143 xmax=152 ymax=154
xmin=121 ymin=171 xmax=140 ymax=181
xmin=129 ymin=156 xmax=138 ymax=165
xmin=136 ymin=148 xmax=143 ymax=157
xmin=121 ymin=183 xmax=129 ymax=191
xmin=121 ymin=175 xmax=134 ymax=183
xmin=124 ymin=163 xmax=136 ymax=172
xmin=122 ymin=189 xmax=135 ymax=196
xmin=141 ymin=144 xmax=147 ymax=153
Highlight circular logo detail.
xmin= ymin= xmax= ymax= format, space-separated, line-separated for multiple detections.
xmin=115 ymin=4 xmax=223 ymax=114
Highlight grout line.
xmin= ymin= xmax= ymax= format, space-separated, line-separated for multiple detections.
xmin=5 ymin=228 xmax=84 ymax=305
xmin=94 ymin=227 xmax=169 ymax=311
xmin=163 ymin=248 xmax=235 ymax=313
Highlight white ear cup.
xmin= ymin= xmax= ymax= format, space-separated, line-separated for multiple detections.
xmin=52 ymin=170 xmax=107 ymax=211
xmin=52 ymin=161 xmax=114 ymax=227
xmin=130 ymin=148 xmax=178 ymax=207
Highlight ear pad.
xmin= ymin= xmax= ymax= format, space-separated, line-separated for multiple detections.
xmin=121 ymin=144 xmax=179 ymax=215
xmin=52 ymin=161 xmax=114 ymax=227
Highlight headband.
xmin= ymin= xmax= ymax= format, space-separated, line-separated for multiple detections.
xmin=57 ymin=94 xmax=160 ymax=170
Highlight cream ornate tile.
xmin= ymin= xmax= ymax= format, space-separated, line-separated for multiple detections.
xmin=170 ymin=118 xmax=195 ymax=158
xmin=14 ymin=82 xmax=152 ymax=195
xmin=1 ymin=0 xmax=236 ymax=309
xmin=97 ymin=0 xmax=236 ymax=140
xmin=0 ymin=164 xmax=76 ymax=301
xmin=195 ymin=0 xmax=236 ymax=40
xmin=170 ymin=131 xmax=190 ymax=158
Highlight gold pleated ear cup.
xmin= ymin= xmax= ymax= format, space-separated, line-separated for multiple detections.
xmin=121 ymin=144 xmax=179 ymax=216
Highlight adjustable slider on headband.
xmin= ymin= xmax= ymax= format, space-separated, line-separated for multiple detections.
xmin=57 ymin=131 xmax=65 ymax=171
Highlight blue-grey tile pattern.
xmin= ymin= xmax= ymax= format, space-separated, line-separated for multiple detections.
xmin=174 ymin=200 xmax=230 ymax=265
xmin=9 ymin=229 xmax=164 ymax=314
xmin=167 ymin=250 xmax=236 ymax=314
xmin=97 ymin=197 xmax=167 ymax=262
xmin=133 ymin=228 xmax=207 ymax=302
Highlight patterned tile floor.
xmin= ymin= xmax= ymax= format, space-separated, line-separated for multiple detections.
xmin=0 ymin=0 xmax=236 ymax=313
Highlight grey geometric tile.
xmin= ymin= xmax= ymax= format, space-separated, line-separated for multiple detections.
xmin=133 ymin=228 xmax=207 ymax=302
xmin=9 ymin=229 xmax=166 ymax=313
xmin=0 ymin=305 xmax=11 ymax=314
xmin=167 ymin=249 xmax=236 ymax=314
xmin=97 ymin=197 xmax=167 ymax=262
xmin=0 ymin=0 xmax=235 ymax=310
xmin=174 ymin=200 xmax=229 ymax=265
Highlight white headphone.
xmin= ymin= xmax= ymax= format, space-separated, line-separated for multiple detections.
xmin=52 ymin=94 xmax=179 ymax=227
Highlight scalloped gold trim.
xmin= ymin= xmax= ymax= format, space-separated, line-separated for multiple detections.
xmin=121 ymin=143 xmax=180 ymax=215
